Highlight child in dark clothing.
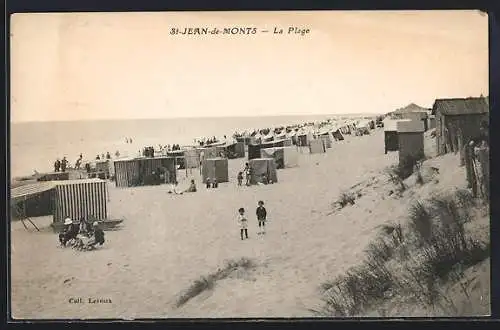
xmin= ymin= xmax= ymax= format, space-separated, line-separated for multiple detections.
xmin=237 ymin=172 xmax=243 ymax=186
xmin=206 ymin=178 xmax=211 ymax=189
xmin=256 ymin=200 xmax=267 ymax=235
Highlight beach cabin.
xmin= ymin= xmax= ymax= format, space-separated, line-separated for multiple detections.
xmin=397 ymin=120 xmax=425 ymax=166
xmin=317 ymin=132 xmax=332 ymax=148
xmin=247 ymin=144 xmax=262 ymax=160
xmin=432 ymin=97 xmax=489 ymax=156
xmin=52 ymin=179 xmax=108 ymax=225
xmin=331 ymin=129 xmax=345 ymax=141
xmin=167 ymin=150 xmax=187 ymax=169
xmin=202 ymin=158 xmax=229 ymax=183
xmin=95 ymin=159 xmax=114 ymax=179
xmin=355 ymin=121 xmax=371 ymax=136
xmin=37 ymin=169 xmax=87 ymax=182
xmin=309 ymin=139 xmax=327 ymax=154
xmin=223 ymin=141 xmax=245 ymax=159
xmin=114 ymin=157 xmax=177 ymax=187
xmin=260 ymin=146 xmax=299 ymax=169
xmin=297 ymin=132 xmax=314 ymax=146
xmin=183 ymin=148 xmax=201 ymax=168
xmin=249 ymin=158 xmax=278 ymax=185
xmin=383 ymin=119 xmax=404 ymax=154
xmin=11 ymin=181 xmax=56 ymax=220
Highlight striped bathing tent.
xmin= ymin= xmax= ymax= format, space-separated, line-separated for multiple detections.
xmin=53 ymin=179 xmax=108 ymax=224
xmin=114 ymin=157 xmax=177 ymax=187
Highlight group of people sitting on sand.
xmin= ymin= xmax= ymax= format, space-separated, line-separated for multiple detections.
xmin=168 ymin=179 xmax=198 ymax=195
xmin=58 ymin=217 xmax=105 ymax=251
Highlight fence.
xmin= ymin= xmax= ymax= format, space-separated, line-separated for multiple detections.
xmin=464 ymin=141 xmax=489 ymax=202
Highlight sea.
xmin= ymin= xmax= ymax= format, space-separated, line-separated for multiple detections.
xmin=10 ymin=114 xmax=365 ymax=178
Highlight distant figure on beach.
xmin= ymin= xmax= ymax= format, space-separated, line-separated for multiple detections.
xmin=212 ymin=178 xmax=218 ymax=188
xmin=75 ymin=157 xmax=82 ymax=170
xmin=101 ymin=154 xmax=105 ymax=160
xmin=85 ymin=163 xmax=91 ymax=173
xmin=238 ymin=207 xmax=249 ymax=240
xmin=237 ymin=172 xmax=243 ymax=186
xmin=168 ymin=181 xmax=182 ymax=194
xmin=244 ymin=163 xmax=251 ymax=186
xmin=256 ymin=201 xmax=267 ymax=235
xmin=54 ymin=159 xmax=61 ymax=172
xmin=129 ymin=138 xmax=133 ymax=143
xmin=115 ymin=150 xmax=120 ymax=158
xmin=125 ymin=138 xmax=129 ymax=143
xmin=61 ymin=157 xmax=68 ymax=172
xmin=206 ymin=178 xmax=211 ymax=189
xmin=96 ymin=155 xmax=100 ymax=160
xmin=185 ymin=179 xmax=197 ymax=193
xmin=106 ymin=152 xmax=111 ymax=160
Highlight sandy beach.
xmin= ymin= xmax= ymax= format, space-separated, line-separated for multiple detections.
xmin=10 ymin=128 xmax=489 ymax=319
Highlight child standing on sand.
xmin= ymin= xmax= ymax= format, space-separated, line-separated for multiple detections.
xmin=256 ymin=201 xmax=267 ymax=235
xmin=238 ymin=208 xmax=249 ymax=240
xmin=237 ymin=172 xmax=243 ymax=186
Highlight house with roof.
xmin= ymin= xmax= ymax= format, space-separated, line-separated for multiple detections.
xmin=432 ymin=96 xmax=489 ymax=155
xmin=391 ymin=103 xmax=431 ymax=131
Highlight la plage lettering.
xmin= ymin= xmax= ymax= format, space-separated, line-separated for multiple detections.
xmin=273 ymin=27 xmax=310 ymax=36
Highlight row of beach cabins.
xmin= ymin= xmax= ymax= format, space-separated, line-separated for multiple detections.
xmin=11 ymin=95 xmax=489 ymax=233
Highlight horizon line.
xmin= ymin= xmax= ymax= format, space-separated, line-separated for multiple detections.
xmin=11 ymin=112 xmax=386 ymax=124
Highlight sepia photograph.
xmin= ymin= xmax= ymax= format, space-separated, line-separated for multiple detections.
xmin=9 ymin=10 xmax=490 ymax=319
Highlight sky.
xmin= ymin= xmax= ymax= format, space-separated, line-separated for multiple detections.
xmin=10 ymin=10 xmax=488 ymax=122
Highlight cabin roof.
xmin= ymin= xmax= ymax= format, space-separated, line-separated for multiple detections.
xmin=432 ymin=97 xmax=489 ymax=116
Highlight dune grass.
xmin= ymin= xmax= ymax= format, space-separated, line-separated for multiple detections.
xmin=175 ymin=257 xmax=257 ymax=308
xmin=318 ymin=190 xmax=489 ymax=317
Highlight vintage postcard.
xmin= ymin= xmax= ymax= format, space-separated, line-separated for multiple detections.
xmin=9 ymin=10 xmax=489 ymax=320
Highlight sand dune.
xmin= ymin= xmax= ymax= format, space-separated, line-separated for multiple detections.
xmin=12 ymin=129 xmax=473 ymax=319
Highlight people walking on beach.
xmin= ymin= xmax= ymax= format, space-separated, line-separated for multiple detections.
xmin=237 ymin=171 xmax=243 ymax=186
xmin=61 ymin=157 xmax=68 ymax=172
xmin=206 ymin=178 xmax=211 ymax=189
xmin=212 ymin=178 xmax=218 ymax=188
xmin=238 ymin=207 xmax=249 ymax=240
xmin=54 ymin=159 xmax=61 ymax=172
xmin=256 ymin=201 xmax=267 ymax=235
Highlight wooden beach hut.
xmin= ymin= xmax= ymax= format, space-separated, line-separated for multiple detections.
xmin=297 ymin=132 xmax=314 ymax=146
xmin=248 ymin=144 xmax=262 ymax=160
xmin=53 ymin=179 xmax=108 ymax=225
xmin=37 ymin=169 xmax=87 ymax=182
xmin=11 ymin=181 xmax=57 ymax=230
xmin=114 ymin=157 xmax=177 ymax=187
xmin=184 ymin=148 xmax=201 ymax=168
xmin=331 ymin=129 xmax=345 ymax=141
xmin=309 ymin=139 xmax=327 ymax=154
xmin=383 ymin=119 xmax=404 ymax=154
xmin=317 ymin=132 xmax=332 ymax=148
xmin=260 ymin=146 xmax=299 ymax=169
xmin=224 ymin=141 xmax=245 ymax=159
xmin=397 ymin=120 xmax=425 ymax=166
xmin=432 ymin=97 xmax=489 ymax=156
xmin=249 ymin=158 xmax=278 ymax=184
xmin=95 ymin=159 xmax=114 ymax=179
xmin=202 ymin=158 xmax=229 ymax=183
